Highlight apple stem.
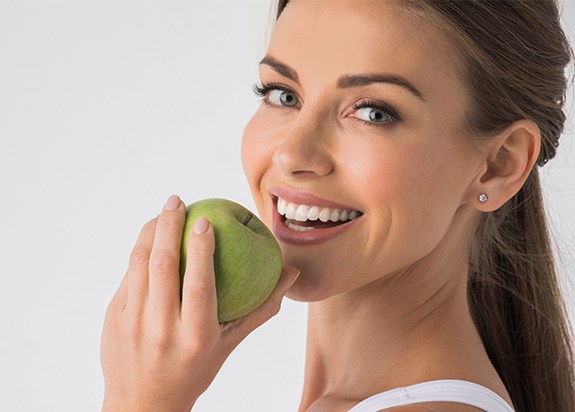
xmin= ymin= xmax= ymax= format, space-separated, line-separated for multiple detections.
xmin=242 ymin=213 xmax=253 ymax=226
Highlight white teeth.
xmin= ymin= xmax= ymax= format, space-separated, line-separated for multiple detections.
xmin=277 ymin=198 xmax=287 ymax=215
xmin=329 ymin=209 xmax=340 ymax=222
xmin=276 ymin=197 xmax=362 ymax=224
xmin=308 ymin=206 xmax=320 ymax=221
xmin=295 ymin=204 xmax=309 ymax=222
xmin=286 ymin=221 xmax=315 ymax=231
xmin=319 ymin=207 xmax=331 ymax=222
xmin=285 ymin=202 xmax=297 ymax=220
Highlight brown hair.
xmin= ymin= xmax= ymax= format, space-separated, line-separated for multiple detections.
xmin=276 ymin=1 xmax=574 ymax=410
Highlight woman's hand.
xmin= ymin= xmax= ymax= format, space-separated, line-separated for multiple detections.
xmin=101 ymin=195 xmax=299 ymax=412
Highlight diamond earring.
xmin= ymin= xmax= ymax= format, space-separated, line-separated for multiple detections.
xmin=478 ymin=193 xmax=488 ymax=203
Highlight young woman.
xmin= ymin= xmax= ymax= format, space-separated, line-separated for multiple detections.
xmin=101 ymin=1 xmax=575 ymax=411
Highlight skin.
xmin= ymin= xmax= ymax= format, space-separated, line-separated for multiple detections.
xmin=101 ymin=0 xmax=540 ymax=410
xmin=243 ymin=0 xmax=538 ymax=410
xmin=101 ymin=199 xmax=300 ymax=411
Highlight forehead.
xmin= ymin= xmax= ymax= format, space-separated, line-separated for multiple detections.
xmin=268 ymin=0 xmax=464 ymax=101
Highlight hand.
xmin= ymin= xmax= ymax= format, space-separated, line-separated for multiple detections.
xmin=100 ymin=195 xmax=299 ymax=412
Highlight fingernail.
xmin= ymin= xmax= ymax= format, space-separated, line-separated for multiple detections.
xmin=164 ymin=195 xmax=181 ymax=211
xmin=193 ymin=216 xmax=209 ymax=234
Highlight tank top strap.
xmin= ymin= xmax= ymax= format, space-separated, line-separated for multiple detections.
xmin=347 ymin=379 xmax=515 ymax=412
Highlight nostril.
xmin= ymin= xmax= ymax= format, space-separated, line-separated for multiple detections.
xmin=272 ymin=134 xmax=334 ymax=178
xmin=274 ymin=151 xmax=334 ymax=178
xmin=292 ymin=170 xmax=325 ymax=178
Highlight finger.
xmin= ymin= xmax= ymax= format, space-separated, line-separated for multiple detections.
xmin=221 ymin=266 xmax=300 ymax=348
xmin=180 ymin=216 xmax=219 ymax=333
xmin=148 ymin=195 xmax=186 ymax=319
xmin=125 ymin=217 xmax=157 ymax=313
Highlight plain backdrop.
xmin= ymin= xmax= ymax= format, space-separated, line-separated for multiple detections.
xmin=0 ymin=1 xmax=574 ymax=411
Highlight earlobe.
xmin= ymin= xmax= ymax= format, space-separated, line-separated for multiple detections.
xmin=470 ymin=119 xmax=541 ymax=212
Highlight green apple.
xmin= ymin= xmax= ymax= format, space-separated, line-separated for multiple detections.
xmin=179 ymin=198 xmax=282 ymax=323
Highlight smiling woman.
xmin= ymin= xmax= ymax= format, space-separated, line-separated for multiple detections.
xmin=100 ymin=1 xmax=574 ymax=411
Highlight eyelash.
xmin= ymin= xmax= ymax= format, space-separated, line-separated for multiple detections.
xmin=252 ymin=82 xmax=402 ymax=126
xmin=351 ymin=99 xmax=402 ymax=124
xmin=252 ymin=82 xmax=295 ymax=102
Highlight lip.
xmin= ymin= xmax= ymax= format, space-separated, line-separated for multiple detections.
xmin=268 ymin=187 xmax=363 ymax=246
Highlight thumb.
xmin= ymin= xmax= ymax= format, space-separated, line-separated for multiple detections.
xmin=221 ymin=266 xmax=300 ymax=347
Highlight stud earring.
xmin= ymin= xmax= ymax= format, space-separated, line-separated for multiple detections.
xmin=478 ymin=193 xmax=488 ymax=203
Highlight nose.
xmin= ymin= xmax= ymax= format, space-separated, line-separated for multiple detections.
xmin=272 ymin=111 xmax=334 ymax=179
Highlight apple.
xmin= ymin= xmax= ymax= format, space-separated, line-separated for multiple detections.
xmin=179 ymin=198 xmax=282 ymax=323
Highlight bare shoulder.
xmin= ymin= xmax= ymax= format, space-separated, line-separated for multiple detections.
xmin=382 ymin=402 xmax=485 ymax=412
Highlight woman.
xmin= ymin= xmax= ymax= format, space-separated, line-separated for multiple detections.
xmin=100 ymin=1 xmax=575 ymax=411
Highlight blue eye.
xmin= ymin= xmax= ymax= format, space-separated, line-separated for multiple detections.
xmin=268 ymin=89 xmax=299 ymax=107
xmin=355 ymin=107 xmax=393 ymax=124
xmin=351 ymin=100 xmax=401 ymax=126
xmin=253 ymin=83 xmax=300 ymax=108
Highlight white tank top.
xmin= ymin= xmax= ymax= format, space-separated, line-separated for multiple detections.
xmin=348 ymin=380 xmax=515 ymax=412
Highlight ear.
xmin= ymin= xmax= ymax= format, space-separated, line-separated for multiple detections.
xmin=466 ymin=119 xmax=541 ymax=212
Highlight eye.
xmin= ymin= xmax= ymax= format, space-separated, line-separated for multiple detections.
xmin=253 ymin=83 xmax=300 ymax=108
xmin=355 ymin=107 xmax=392 ymax=123
xmin=268 ymin=89 xmax=299 ymax=107
xmin=351 ymin=100 xmax=401 ymax=126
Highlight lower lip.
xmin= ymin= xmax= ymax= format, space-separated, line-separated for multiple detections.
xmin=271 ymin=206 xmax=362 ymax=246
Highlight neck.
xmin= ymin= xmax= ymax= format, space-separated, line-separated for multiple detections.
xmin=298 ymin=258 xmax=491 ymax=410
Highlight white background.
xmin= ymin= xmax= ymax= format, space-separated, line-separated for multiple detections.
xmin=0 ymin=1 xmax=574 ymax=411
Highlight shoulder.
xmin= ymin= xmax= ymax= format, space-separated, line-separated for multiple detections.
xmin=383 ymin=402 xmax=485 ymax=412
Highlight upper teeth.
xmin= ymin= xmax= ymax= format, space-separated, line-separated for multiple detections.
xmin=277 ymin=197 xmax=361 ymax=223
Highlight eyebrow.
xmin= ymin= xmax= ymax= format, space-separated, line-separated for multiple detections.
xmin=259 ymin=56 xmax=300 ymax=83
xmin=337 ymin=74 xmax=424 ymax=100
xmin=259 ymin=55 xmax=424 ymax=101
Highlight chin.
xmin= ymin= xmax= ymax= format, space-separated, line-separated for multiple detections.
xmin=281 ymin=246 xmax=351 ymax=300
xmin=282 ymin=263 xmax=343 ymax=303
xmin=285 ymin=282 xmax=328 ymax=303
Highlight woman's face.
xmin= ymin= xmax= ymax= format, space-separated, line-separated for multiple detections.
xmin=242 ymin=0 xmax=484 ymax=302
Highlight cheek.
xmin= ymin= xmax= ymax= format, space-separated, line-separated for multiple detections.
xmin=357 ymin=143 xmax=464 ymax=256
xmin=240 ymin=116 xmax=259 ymax=187
xmin=241 ymin=111 xmax=277 ymax=217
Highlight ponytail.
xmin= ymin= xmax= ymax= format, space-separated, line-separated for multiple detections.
xmin=469 ymin=168 xmax=575 ymax=411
